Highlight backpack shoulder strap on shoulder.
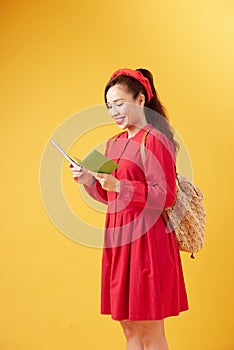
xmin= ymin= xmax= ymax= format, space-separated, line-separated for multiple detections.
xmin=107 ymin=131 xmax=124 ymax=156
xmin=140 ymin=128 xmax=177 ymax=174
xmin=140 ymin=128 xmax=153 ymax=164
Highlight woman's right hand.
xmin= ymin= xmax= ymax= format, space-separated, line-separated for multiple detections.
xmin=69 ymin=164 xmax=95 ymax=186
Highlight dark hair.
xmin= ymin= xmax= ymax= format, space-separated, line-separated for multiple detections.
xmin=104 ymin=68 xmax=179 ymax=153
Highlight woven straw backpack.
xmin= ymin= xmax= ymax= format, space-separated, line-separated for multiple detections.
xmin=108 ymin=128 xmax=206 ymax=258
xmin=141 ymin=129 xmax=206 ymax=258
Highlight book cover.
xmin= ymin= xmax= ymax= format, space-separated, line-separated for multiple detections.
xmin=51 ymin=139 xmax=119 ymax=174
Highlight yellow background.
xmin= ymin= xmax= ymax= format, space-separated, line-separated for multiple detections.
xmin=1 ymin=1 xmax=234 ymax=349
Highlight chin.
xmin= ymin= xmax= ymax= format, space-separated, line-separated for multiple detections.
xmin=117 ymin=123 xmax=128 ymax=130
xmin=116 ymin=116 xmax=129 ymax=130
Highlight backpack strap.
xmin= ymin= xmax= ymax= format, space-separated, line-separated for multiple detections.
xmin=140 ymin=128 xmax=153 ymax=163
xmin=106 ymin=131 xmax=124 ymax=157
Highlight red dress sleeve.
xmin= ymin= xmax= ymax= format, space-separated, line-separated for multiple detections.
xmin=83 ymin=179 xmax=108 ymax=204
xmin=117 ymin=129 xmax=176 ymax=210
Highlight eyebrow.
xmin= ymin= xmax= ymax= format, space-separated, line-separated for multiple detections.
xmin=106 ymin=98 xmax=126 ymax=104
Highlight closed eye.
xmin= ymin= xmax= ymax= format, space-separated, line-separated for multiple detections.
xmin=106 ymin=103 xmax=124 ymax=109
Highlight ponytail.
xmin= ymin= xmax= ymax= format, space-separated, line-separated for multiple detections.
xmin=136 ymin=68 xmax=179 ymax=153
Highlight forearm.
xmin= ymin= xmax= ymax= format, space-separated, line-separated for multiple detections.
xmin=117 ymin=178 xmax=176 ymax=210
xmin=83 ymin=178 xmax=108 ymax=204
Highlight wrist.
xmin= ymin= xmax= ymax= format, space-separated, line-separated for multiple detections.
xmin=86 ymin=176 xmax=96 ymax=187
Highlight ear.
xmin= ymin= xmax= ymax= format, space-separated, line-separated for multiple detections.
xmin=137 ymin=93 xmax=145 ymax=106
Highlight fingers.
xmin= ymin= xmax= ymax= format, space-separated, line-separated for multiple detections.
xmin=88 ymin=171 xmax=108 ymax=180
xmin=69 ymin=163 xmax=84 ymax=182
xmin=87 ymin=171 xmax=115 ymax=191
xmin=87 ymin=170 xmax=98 ymax=177
xmin=69 ymin=165 xmax=111 ymax=186
xmin=87 ymin=171 xmax=105 ymax=188
xmin=69 ymin=163 xmax=83 ymax=173
xmin=72 ymin=170 xmax=83 ymax=177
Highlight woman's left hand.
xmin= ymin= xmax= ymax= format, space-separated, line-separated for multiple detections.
xmin=88 ymin=171 xmax=120 ymax=192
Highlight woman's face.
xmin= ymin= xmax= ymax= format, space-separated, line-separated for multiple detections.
xmin=106 ymin=84 xmax=146 ymax=131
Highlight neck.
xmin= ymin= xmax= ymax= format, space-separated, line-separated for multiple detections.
xmin=127 ymin=121 xmax=148 ymax=138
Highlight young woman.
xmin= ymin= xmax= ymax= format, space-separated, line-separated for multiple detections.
xmin=70 ymin=68 xmax=189 ymax=350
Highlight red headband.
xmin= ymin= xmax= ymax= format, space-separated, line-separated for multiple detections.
xmin=109 ymin=68 xmax=154 ymax=102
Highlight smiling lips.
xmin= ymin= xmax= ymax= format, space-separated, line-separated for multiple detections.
xmin=115 ymin=116 xmax=126 ymax=125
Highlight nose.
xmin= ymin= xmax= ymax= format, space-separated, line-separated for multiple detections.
xmin=109 ymin=104 xmax=120 ymax=118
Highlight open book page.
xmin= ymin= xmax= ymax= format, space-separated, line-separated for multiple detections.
xmin=51 ymin=139 xmax=119 ymax=174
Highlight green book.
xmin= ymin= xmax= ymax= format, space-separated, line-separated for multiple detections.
xmin=51 ymin=139 xmax=119 ymax=174
xmin=77 ymin=149 xmax=119 ymax=174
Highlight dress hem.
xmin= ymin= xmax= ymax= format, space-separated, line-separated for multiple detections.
xmin=100 ymin=307 xmax=189 ymax=321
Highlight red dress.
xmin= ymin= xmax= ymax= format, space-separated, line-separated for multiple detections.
xmin=84 ymin=123 xmax=189 ymax=321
